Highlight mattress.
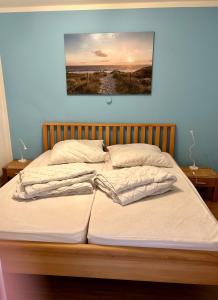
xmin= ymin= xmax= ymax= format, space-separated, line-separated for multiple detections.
xmin=88 ymin=154 xmax=218 ymax=251
xmin=0 ymin=151 xmax=103 ymax=243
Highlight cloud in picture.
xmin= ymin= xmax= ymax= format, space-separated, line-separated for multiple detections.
xmin=94 ymin=50 xmax=108 ymax=57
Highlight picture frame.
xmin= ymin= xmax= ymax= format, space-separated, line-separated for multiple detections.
xmin=64 ymin=32 xmax=154 ymax=95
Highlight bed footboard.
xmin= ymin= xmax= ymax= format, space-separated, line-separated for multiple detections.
xmin=0 ymin=240 xmax=217 ymax=285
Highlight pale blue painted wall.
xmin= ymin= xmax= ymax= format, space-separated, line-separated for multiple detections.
xmin=0 ymin=8 xmax=217 ymax=169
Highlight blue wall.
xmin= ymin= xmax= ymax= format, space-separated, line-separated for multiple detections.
xmin=0 ymin=8 xmax=218 ymax=169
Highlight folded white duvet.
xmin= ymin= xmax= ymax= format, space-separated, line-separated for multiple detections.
xmin=20 ymin=163 xmax=96 ymax=185
xmin=94 ymin=166 xmax=177 ymax=205
xmin=14 ymin=163 xmax=96 ymax=200
xmin=14 ymin=181 xmax=93 ymax=200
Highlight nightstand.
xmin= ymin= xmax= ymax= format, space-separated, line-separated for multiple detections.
xmin=181 ymin=167 xmax=218 ymax=202
xmin=2 ymin=160 xmax=32 ymax=184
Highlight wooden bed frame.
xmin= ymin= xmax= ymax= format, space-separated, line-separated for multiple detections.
xmin=0 ymin=122 xmax=218 ymax=286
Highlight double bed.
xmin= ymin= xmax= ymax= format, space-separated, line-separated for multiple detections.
xmin=0 ymin=122 xmax=218 ymax=286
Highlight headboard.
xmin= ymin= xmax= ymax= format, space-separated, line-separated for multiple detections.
xmin=42 ymin=122 xmax=176 ymax=156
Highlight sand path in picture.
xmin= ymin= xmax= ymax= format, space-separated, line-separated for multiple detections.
xmin=99 ymin=73 xmax=116 ymax=94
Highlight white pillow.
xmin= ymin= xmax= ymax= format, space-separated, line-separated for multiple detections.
xmin=108 ymin=143 xmax=172 ymax=168
xmin=50 ymin=139 xmax=106 ymax=164
xmin=109 ymin=143 xmax=161 ymax=153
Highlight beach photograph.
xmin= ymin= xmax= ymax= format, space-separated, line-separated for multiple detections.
xmin=64 ymin=32 xmax=154 ymax=95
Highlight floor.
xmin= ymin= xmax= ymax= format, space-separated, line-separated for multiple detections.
xmin=4 ymin=275 xmax=218 ymax=300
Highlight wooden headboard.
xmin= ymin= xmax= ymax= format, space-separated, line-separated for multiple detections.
xmin=42 ymin=122 xmax=176 ymax=156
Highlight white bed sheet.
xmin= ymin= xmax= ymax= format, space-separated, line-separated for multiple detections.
xmin=0 ymin=151 xmax=103 ymax=243
xmin=88 ymin=154 xmax=218 ymax=251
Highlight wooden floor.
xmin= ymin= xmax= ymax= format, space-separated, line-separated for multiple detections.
xmin=4 ymin=274 xmax=218 ymax=300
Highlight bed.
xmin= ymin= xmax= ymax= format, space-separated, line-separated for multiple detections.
xmin=0 ymin=122 xmax=218 ymax=286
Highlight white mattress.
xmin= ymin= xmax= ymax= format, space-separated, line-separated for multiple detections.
xmin=88 ymin=154 xmax=218 ymax=251
xmin=0 ymin=151 xmax=103 ymax=243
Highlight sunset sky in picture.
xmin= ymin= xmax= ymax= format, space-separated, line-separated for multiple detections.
xmin=65 ymin=32 xmax=154 ymax=66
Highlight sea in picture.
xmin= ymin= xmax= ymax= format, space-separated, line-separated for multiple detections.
xmin=64 ymin=32 xmax=154 ymax=95
xmin=67 ymin=64 xmax=147 ymax=74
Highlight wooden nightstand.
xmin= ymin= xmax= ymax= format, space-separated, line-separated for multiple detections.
xmin=181 ymin=167 xmax=218 ymax=202
xmin=2 ymin=160 xmax=32 ymax=184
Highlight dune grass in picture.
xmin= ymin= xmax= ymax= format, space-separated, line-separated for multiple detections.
xmin=64 ymin=32 xmax=154 ymax=95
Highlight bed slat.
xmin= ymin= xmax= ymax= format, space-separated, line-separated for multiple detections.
xmin=162 ymin=127 xmax=168 ymax=152
xmin=43 ymin=125 xmax=49 ymax=151
xmin=112 ymin=127 xmax=116 ymax=145
xmin=71 ymin=126 xmax=75 ymax=139
xmin=77 ymin=126 xmax=82 ymax=139
xmin=126 ymin=126 xmax=131 ymax=144
xmin=141 ymin=127 xmax=145 ymax=143
xmin=169 ymin=126 xmax=175 ymax=156
xmin=155 ymin=126 xmax=160 ymax=147
xmin=105 ymin=126 xmax=110 ymax=145
xmin=64 ymin=126 xmax=68 ymax=140
xmin=57 ymin=125 xmax=61 ymax=142
xmin=98 ymin=126 xmax=103 ymax=140
xmin=148 ymin=126 xmax=153 ymax=144
xmin=50 ymin=125 xmax=55 ymax=148
xmin=85 ymin=126 xmax=89 ymax=139
xmin=134 ymin=127 xmax=138 ymax=143
xmin=120 ymin=126 xmax=124 ymax=144
xmin=91 ymin=126 xmax=95 ymax=140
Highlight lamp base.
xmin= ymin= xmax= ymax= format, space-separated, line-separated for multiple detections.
xmin=18 ymin=158 xmax=27 ymax=163
xmin=189 ymin=165 xmax=199 ymax=171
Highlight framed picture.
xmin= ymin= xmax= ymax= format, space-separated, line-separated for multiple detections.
xmin=64 ymin=32 xmax=154 ymax=95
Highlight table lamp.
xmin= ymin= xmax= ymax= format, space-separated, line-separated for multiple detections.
xmin=18 ymin=138 xmax=28 ymax=163
xmin=189 ymin=129 xmax=198 ymax=170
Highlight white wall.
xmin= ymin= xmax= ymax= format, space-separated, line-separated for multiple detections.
xmin=0 ymin=57 xmax=12 ymax=175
